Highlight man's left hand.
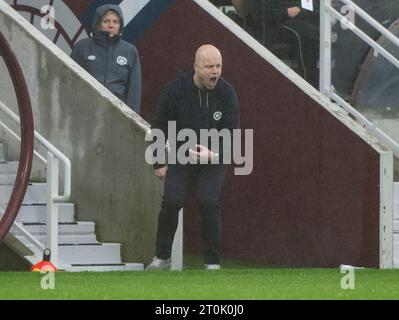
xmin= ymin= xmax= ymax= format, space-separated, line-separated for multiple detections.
xmin=287 ymin=6 xmax=301 ymax=17
xmin=189 ymin=144 xmax=216 ymax=161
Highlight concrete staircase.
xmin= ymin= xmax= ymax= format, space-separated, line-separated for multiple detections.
xmin=0 ymin=143 xmax=143 ymax=272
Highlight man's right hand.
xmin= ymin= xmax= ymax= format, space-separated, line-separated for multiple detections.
xmin=287 ymin=6 xmax=301 ymax=18
xmin=154 ymin=166 xmax=168 ymax=182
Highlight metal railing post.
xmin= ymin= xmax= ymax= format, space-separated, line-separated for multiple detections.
xmin=171 ymin=209 xmax=183 ymax=271
xmin=46 ymin=151 xmax=58 ymax=267
xmin=320 ymin=0 xmax=332 ymax=95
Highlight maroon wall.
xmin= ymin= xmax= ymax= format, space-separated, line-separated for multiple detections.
xmin=136 ymin=0 xmax=380 ymax=267
xmin=64 ymin=0 xmax=92 ymax=17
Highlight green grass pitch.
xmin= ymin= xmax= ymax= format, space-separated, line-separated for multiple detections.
xmin=0 ymin=256 xmax=398 ymax=300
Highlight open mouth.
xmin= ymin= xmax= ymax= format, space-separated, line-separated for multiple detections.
xmin=210 ymin=76 xmax=217 ymax=86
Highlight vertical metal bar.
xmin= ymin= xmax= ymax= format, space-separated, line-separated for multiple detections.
xmin=319 ymin=0 xmax=332 ymax=95
xmin=0 ymin=143 xmax=5 ymax=162
xmin=171 ymin=209 xmax=183 ymax=271
xmin=46 ymin=151 xmax=58 ymax=267
xmin=380 ymin=153 xmax=393 ymax=269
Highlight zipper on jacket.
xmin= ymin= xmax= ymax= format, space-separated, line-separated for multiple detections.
xmin=198 ymin=89 xmax=202 ymax=108
xmin=104 ymin=41 xmax=113 ymax=86
xmin=198 ymin=89 xmax=209 ymax=109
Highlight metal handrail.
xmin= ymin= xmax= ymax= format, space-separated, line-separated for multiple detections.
xmin=330 ymin=92 xmax=399 ymax=153
xmin=0 ymin=119 xmax=47 ymax=164
xmin=340 ymin=0 xmax=399 ymax=48
xmin=0 ymin=101 xmax=71 ymax=266
xmin=0 ymin=102 xmax=71 ymax=201
xmin=327 ymin=5 xmax=399 ymax=69
xmin=320 ymin=0 xmax=399 ymax=158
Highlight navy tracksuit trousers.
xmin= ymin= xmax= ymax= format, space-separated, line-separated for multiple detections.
xmin=156 ymin=163 xmax=228 ymax=264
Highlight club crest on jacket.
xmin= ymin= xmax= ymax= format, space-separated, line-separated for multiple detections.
xmin=117 ymin=56 xmax=128 ymax=65
xmin=213 ymin=111 xmax=222 ymax=121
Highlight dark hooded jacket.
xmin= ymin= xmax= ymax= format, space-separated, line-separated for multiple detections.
xmin=248 ymin=0 xmax=319 ymax=45
xmin=151 ymin=70 xmax=240 ymax=169
xmin=70 ymin=4 xmax=141 ymax=113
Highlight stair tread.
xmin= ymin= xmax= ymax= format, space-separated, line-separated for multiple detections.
xmin=70 ymin=263 xmax=126 ymax=266
xmin=59 ymin=243 xmax=102 ymax=246
xmin=21 ymin=203 xmax=74 ymax=207
xmin=59 ymin=263 xmax=144 ymax=272
xmin=21 ymin=222 xmax=89 ymax=225
xmin=25 ymin=256 xmax=143 ymax=272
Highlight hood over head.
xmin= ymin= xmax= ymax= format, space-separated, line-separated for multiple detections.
xmin=92 ymin=4 xmax=124 ymax=37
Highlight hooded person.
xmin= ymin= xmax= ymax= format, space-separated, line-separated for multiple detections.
xmin=70 ymin=4 xmax=141 ymax=113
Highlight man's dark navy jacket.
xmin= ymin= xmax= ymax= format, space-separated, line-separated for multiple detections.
xmin=151 ymin=69 xmax=240 ymax=169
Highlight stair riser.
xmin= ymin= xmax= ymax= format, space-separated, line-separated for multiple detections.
xmin=16 ymin=203 xmax=75 ymax=223
xmin=0 ymin=174 xmax=15 ymax=184
xmin=24 ymin=244 xmax=122 ymax=265
xmin=11 ymin=222 xmax=95 ymax=235
xmin=25 ymin=255 xmax=144 ymax=272
xmin=0 ymin=183 xmax=47 ymax=204
xmin=58 ymin=244 xmax=121 ymax=264
xmin=15 ymin=234 xmax=97 ymax=245
xmin=0 ymin=161 xmax=18 ymax=174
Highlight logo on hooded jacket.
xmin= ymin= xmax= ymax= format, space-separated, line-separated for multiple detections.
xmin=213 ymin=111 xmax=222 ymax=121
xmin=117 ymin=56 xmax=128 ymax=66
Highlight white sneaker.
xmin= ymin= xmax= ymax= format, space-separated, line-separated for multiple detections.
xmin=145 ymin=257 xmax=171 ymax=271
xmin=205 ymin=264 xmax=221 ymax=270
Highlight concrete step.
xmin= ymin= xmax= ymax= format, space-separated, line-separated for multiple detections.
xmin=60 ymin=263 xmax=144 ymax=272
xmin=25 ymin=243 xmax=121 ymax=265
xmin=57 ymin=243 xmax=122 ymax=264
xmin=15 ymin=233 xmax=98 ymax=246
xmin=25 ymin=256 xmax=144 ymax=272
xmin=0 ymin=161 xmax=18 ymax=174
xmin=0 ymin=183 xmax=47 ymax=204
xmin=16 ymin=203 xmax=75 ymax=223
xmin=0 ymin=174 xmax=16 ymax=185
xmin=394 ymin=220 xmax=399 ymax=233
xmin=394 ymin=242 xmax=399 ymax=260
xmin=11 ymin=221 xmax=95 ymax=235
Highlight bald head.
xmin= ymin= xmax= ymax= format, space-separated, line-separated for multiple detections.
xmin=195 ymin=45 xmax=222 ymax=64
xmin=193 ymin=44 xmax=222 ymax=90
